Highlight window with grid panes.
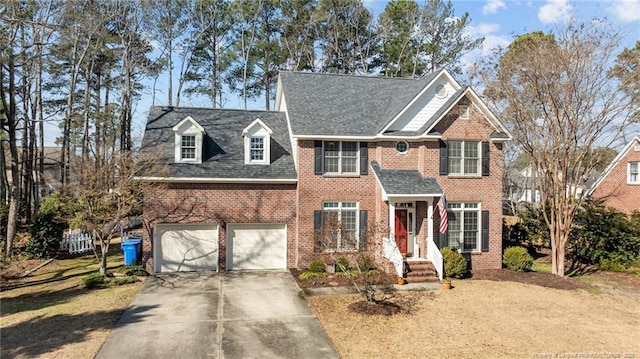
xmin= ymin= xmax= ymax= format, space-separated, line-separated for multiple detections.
xmin=447 ymin=203 xmax=480 ymax=252
xmin=181 ymin=135 xmax=196 ymax=160
xmin=448 ymin=141 xmax=479 ymax=175
xmin=323 ymin=141 xmax=358 ymax=174
xmin=322 ymin=201 xmax=358 ymax=250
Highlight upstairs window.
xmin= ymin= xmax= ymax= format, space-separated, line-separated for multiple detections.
xmin=173 ymin=116 xmax=205 ymax=164
xmin=250 ymin=137 xmax=265 ymax=161
xmin=448 ymin=140 xmax=479 ymax=175
xmin=181 ymin=135 xmax=196 ymax=160
xmin=324 ymin=141 xmax=358 ymax=174
xmin=242 ymin=118 xmax=272 ymax=165
xmin=440 ymin=140 xmax=490 ymax=177
xmin=629 ymin=162 xmax=639 ymax=184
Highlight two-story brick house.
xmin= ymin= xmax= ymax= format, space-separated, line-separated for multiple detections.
xmin=139 ymin=69 xmax=511 ymax=279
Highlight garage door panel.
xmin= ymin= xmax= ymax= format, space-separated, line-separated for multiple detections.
xmin=155 ymin=225 xmax=218 ymax=273
xmin=228 ymin=224 xmax=286 ymax=270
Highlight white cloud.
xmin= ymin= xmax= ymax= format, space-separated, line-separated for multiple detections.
xmin=610 ymin=0 xmax=640 ymax=22
xmin=483 ymin=0 xmax=507 ymax=14
xmin=538 ymin=0 xmax=573 ymax=24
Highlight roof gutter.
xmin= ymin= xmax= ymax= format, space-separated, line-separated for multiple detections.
xmin=135 ymin=176 xmax=298 ymax=184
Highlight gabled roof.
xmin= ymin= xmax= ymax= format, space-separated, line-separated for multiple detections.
xmin=279 ymin=70 xmax=441 ymax=137
xmin=140 ymin=107 xmax=296 ymax=182
xmin=371 ymin=161 xmax=442 ymax=199
xmin=589 ymin=134 xmax=640 ymax=194
xmin=279 ymin=69 xmax=511 ymax=140
xmin=242 ymin=118 xmax=272 ymax=136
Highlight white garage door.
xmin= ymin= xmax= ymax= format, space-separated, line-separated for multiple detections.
xmin=227 ymin=224 xmax=286 ymax=270
xmin=154 ymin=224 xmax=218 ymax=273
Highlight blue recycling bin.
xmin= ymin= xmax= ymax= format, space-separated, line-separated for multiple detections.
xmin=122 ymin=239 xmax=141 ymax=265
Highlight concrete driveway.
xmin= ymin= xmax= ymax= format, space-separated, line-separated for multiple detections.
xmin=96 ymin=271 xmax=337 ymax=359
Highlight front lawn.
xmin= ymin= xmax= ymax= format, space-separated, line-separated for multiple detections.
xmin=0 ymin=245 xmax=144 ymax=359
xmin=308 ymin=276 xmax=640 ymax=358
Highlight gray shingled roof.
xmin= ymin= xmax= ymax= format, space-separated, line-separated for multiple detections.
xmin=371 ymin=161 xmax=442 ymax=196
xmin=280 ymin=71 xmax=441 ymax=136
xmin=141 ymin=107 xmax=296 ymax=180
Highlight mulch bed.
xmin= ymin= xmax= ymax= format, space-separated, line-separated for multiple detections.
xmin=470 ymin=269 xmax=586 ymax=290
xmin=348 ymin=300 xmax=403 ymax=316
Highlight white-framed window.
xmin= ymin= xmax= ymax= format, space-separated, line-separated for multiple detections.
xmin=250 ymin=137 xmax=265 ymax=161
xmin=180 ymin=135 xmax=196 ymax=160
xmin=173 ymin=116 xmax=204 ymax=164
xmin=321 ymin=201 xmax=359 ymax=250
xmin=447 ymin=202 xmax=480 ymax=252
xmin=324 ymin=141 xmax=358 ymax=174
xmin=242 ymin=118 xmax=272 ymax=165
xmin=448 ymin=140 xmax=480 ymax=175
xmin=629 ymin=162 xmax=639 ymax=184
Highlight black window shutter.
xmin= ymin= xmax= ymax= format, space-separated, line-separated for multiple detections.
xmin=359 ymin=210 xmax=368 ymax=250
xmin=314 ymin=141 xmax=323 ymax=175
xmin=481 ymin=210 xmax=490 ymax=252
xmin=482 ymin=141 xmax=490 ymax=176
xmin=314 ymin=210 xmax=323 ymax=252
xmin=439 ymin=140 xmax=448 ymax=175
xmin=359 ymin=142 xmax=368 ymax=175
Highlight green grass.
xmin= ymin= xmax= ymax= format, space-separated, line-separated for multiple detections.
xmin=531 ymin=260 xmax=552 ymax=274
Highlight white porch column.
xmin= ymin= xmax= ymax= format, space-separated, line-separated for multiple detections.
xmin=389 ymin=201 xmax=395 ymax=242
xmin=427 ymin=198 xmax=434 ymax=249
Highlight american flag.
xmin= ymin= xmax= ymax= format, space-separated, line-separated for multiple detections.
xmin=437 ymin=192 xmax=448 ymax=234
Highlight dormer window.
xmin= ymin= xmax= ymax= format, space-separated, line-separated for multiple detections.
xmin=242 ymin=118 xmax=272 ymax=165
xmin=250 ymin=137 xmax=265 ymax=161
xmin=173 ymin=116 xmax=205 ymax=164
xmin=181 ymin=135 xmax=197 ymax=160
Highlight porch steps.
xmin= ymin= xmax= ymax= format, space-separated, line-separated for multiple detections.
xmin=404 ymin=260 xmax=439 ymax=283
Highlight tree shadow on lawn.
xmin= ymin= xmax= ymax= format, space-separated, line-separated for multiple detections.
xmin=0 ymin=286 xmax=95 ymax=317
xmin=0 ymin=304 xmax=157 ymax=358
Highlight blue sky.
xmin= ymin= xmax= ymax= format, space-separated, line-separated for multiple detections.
xmin=42 ymin=0 xmax=640 ymax=146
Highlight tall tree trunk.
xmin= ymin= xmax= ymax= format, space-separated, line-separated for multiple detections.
xmin=4 ymin=53 xmax=21 ymax=258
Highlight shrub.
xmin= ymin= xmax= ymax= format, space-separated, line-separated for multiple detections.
xmin=108 ymin=276 xmax=139 ymax=286
xmin=441 ymin=247 xmax=468 ymax=279
xmin=117 ymin=265 xmax=148 ymax=276
xmin=356 ymin=255 xmax=374 ymax=272
xmin=598 ymin=259 xmax=627 ymax=272
xmin=503 ymin=246 xmax=534 ymax=272
xmin=308 ymin=259 xmax=325 ymax=273
xmin=24 ymin=212 xmax=65 ymax=258
xmin=83 ymin=273 xmax=106 ymax=289
xmin=568 ymin=201 xmax=640 ymax=269
xmin=335 ymin=256 xmax=350 ymax=272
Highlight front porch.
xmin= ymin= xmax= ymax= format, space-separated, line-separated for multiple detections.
xmin=371 ymin=161 xmax=444 ymax=280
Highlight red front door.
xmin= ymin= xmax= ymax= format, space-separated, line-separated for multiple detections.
xmin=395 ymin=209 xmax=408 ymax=255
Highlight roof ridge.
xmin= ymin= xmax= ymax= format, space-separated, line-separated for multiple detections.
xmin=280 ymin=71 xmax=433 ymax=82
xmin=151 ymin=106 xmax=280 ymax=113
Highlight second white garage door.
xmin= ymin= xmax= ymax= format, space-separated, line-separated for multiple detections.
xmin=154 ymin=224 xmax=218 ymax=273
xmin=227 ymin=224 xmax=286 ymax=270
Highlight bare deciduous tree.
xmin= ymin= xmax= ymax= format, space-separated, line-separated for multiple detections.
xmin=479 ymin=23 xmax=638 ymax=276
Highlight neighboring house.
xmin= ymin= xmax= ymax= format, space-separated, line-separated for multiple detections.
xmin=139 ymin=69 xmax=512 ymax=278
xmin=3 ymin=146 xmax=64 ymax=199
xmin=589 ymin=135 xmax=640 ymax=215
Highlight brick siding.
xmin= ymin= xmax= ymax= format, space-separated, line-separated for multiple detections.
xmin=143 ymin=183 xmax=296 ymax=272
xmin=592 ymin=143 xmax=640 ymax=215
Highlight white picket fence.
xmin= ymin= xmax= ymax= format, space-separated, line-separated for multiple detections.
xmin=60 ymin=229 xmax=95 ymax=254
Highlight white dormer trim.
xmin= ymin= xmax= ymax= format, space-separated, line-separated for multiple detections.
xmin=242 ymin=118 xmax=273 ymax=165
xmin=173 ymin=115 xmax=205 ymax=164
